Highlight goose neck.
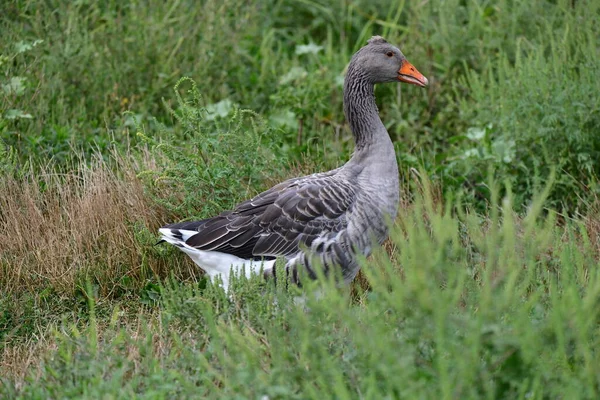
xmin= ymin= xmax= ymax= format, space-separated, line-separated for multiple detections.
xmin=343 ymin=69 xmax=388 ymax=153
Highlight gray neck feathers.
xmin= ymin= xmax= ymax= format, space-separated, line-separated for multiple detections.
xmin=343 ymin=60 xmax=388 ymax=152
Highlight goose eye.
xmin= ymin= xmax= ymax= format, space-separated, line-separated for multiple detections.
xmin=386 ymin=51 xmax=394 ymax=58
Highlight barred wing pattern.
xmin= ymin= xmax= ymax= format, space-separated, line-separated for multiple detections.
xmin=162 ymin=170 xmax=360 ymax=282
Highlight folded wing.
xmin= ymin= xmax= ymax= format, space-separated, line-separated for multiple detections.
xmin=162 ymin=171 xmax=357 ymax=260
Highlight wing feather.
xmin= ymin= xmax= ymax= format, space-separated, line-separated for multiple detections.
xmin=169 ymin=170 xmax=357 ymax=260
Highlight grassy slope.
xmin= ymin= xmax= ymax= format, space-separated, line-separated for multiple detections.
xmin=1 ymin=0 xmax=600 ymax=398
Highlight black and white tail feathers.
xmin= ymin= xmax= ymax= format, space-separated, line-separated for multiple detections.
xmin=158 ymin=220 xmax=275 ymax=291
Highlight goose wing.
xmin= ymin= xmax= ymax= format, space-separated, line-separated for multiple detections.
xmin=163 ymin=172 xmax=357 ymax=260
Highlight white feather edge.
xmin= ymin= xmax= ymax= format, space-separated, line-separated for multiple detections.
xmin=159 ymin=228 xmax=276 ymax=291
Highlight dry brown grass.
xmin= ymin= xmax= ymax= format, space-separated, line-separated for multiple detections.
xmin=0 ymin=149 xmax=198 ymax=298
xmin=582 ymin=199 xmax=600 ymax=258
xmin=0 ymin=148 xmax=193 ymax=386
xmin=0 ymin=330 xmax=58 ymax=388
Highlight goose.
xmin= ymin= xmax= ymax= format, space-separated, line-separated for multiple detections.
xmin=159 ymin=36 xmax=428 ymax=290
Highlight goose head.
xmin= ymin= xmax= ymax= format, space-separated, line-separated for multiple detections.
xmin=351 ymin=36 xmax=428 ymax=87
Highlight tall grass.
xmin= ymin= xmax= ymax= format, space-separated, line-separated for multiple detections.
xmin=450 ymin=0 xmax=600 ymax=210
xmin=3 ymin=0 xmax=598 ymax=208
xmin=3 ymin=185 xmax=600 ymax=398
xmin=0 ymin=148 xmax=176 ymax=296
xmin=2 ymin=0 xmax=600 ymax=396
xmin=0 ymin=77 xmax=290 ymax=299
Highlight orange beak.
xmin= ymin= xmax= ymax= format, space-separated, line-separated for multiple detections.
xmin=398 ymin=60 xmax=428 ymax=87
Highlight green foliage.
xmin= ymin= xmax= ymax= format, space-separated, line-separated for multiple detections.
xmin=269 ymin=42 xmax=335 ymax=153
xmin=0 ymin=0 xmax=281 ymax=162
xmin=3 ymin=0 xmax=600 ymax=396
xmin=2 ymin=0 xmax=599 ymax=209
xmin=446 ymin=2 xmax=600 ymax=210
xmin=137 ymin=77 xmax=284 ymax=220
xmin=4 ymin=188 xmax=600 ymax=398
xmin=0 ymin=140 xmax=17 ymax=175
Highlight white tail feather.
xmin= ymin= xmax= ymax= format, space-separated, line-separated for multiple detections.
xmin=159 ymin=228 xmax=275 ymax=291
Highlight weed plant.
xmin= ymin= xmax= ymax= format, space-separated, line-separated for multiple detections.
xmin=2 ymin=0 xmax=600 ymax=397
xmin=3 ymin=184 xmax=600 ymax=398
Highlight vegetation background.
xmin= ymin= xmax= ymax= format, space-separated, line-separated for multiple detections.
xmin=1 ymin=0 xmax=599 ymax=398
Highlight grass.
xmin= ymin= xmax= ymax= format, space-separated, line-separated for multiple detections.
xmin=1 ymin=0 xmax=600 ymax=398
xmin=3 ymin=183 xmax=600 ymax=398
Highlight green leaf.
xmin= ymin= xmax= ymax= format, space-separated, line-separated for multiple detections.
xmin=4 ymin=109 xmax=33 ymax=119
xmin=14 ymin=39 xmax=44 ymax=54
xmin=2 ymin=77 xmax=27 ymax=96
xmin=279 ymin=67 xmax=307 ymax=85
xmin=294 ymin=43 xmax=323 ymax=55
xmin=204 ymin=99 xmax=234 ymax=121
xmin=269 ymin=110 xmax=298 ymax=130
xmin=466 ymin=127 xmax=486 ymax=141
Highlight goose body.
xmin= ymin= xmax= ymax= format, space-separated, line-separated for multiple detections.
xmin=160 ymin=36 xmax=428 ymax=290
